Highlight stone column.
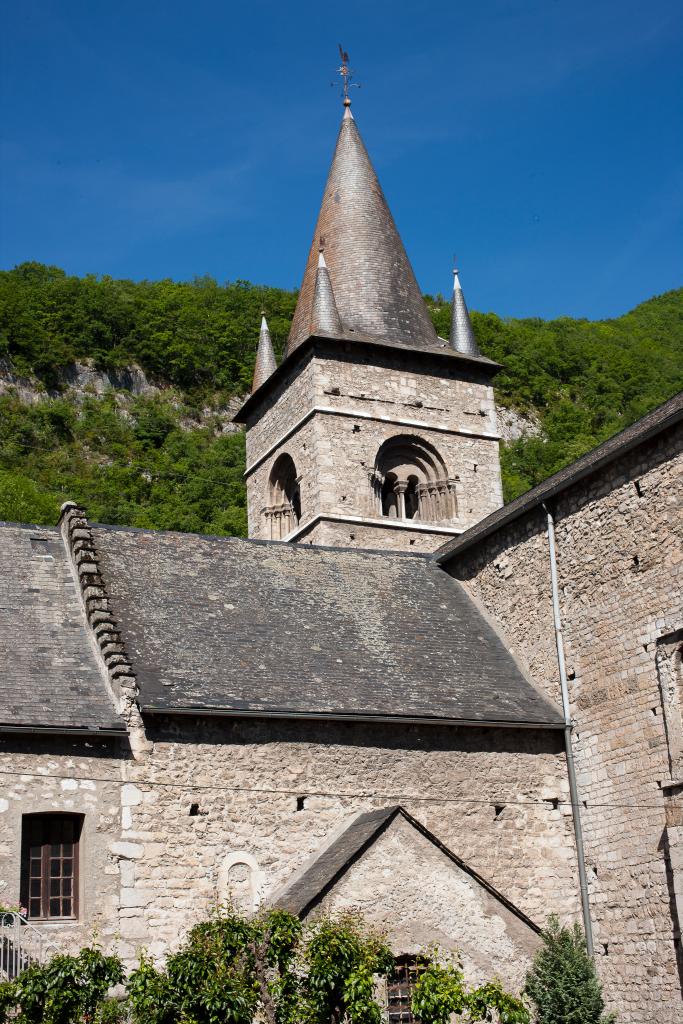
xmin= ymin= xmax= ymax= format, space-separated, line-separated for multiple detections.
xmin=394 ymin=480 xmax=408 ymax=520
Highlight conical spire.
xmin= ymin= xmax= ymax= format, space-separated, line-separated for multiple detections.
xmin=449 ymin=268 xmax=481 ymax=357
xmin=286 ymin=107 xmax=438 ymax=357
xmin=252 ymin=314 xmax=277 ymax=393
xmin=311 ymin=245 xmax=343 ymax=335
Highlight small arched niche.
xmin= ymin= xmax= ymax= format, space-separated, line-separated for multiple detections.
xmin=265 ymin=453 xmax=301 ymax=539
xmin=371 ymin=435 xmax=457 ymax=523
xmin=217 ymin=851 xmax=264 ymax=914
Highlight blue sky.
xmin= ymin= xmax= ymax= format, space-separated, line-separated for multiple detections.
xmin=1 ymin=0 xmax=682 ymax=319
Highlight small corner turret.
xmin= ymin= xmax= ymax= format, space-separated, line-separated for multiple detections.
xmin=450 ymin=266 xmax=481 ymax=357
xmin=251 ymin=314 xmax=277 ymax=393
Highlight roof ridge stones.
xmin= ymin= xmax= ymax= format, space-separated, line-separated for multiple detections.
xmin=58 ymin=501 xmax=150 ymax=756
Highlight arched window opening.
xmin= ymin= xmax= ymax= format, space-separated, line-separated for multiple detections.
xmin=405 ymin=475 xmax=420 ymax=520
xmin=381 ymin=472 xmax=399 ymax=517
xmin=265 ymin=453 xmax=302 ymax=540
xmin=371 ymin=435 xmax=457 ymax=524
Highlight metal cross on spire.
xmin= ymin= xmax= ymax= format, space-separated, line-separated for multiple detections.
xmin=336 ymin=44 xmax=359 ymax=107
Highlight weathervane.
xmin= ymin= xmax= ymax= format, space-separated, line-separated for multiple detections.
xmin=334 ymin=44 xmax=360 ymax=107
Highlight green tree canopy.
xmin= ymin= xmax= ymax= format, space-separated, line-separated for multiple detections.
xmin=1 ymin=263 xmax=681 ymax=529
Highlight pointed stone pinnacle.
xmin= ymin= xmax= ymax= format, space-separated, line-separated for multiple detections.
xmin=449 ymin=268 xmax=481 ymax=357
xmin=311 ymin=249 xmax=343 ymax=336
xmin=252 ymin=315 xmax=277 ymax=393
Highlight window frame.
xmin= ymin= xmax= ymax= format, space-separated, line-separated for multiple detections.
xmin=385 ymin=954 xmax=428 ymax=1023
xmin=20 ymin=813 xmax=82 ymax=922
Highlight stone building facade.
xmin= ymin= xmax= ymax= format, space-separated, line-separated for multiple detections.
xmin=0 ymin=515 xmax=576 ymax=996
xmin=438 ymin=396 xmax=683 ymax=1019
xmin=1 ymin=92 xmax=682 ymax=1024
xmin=239 ymin=340 xmax=503 ymax=552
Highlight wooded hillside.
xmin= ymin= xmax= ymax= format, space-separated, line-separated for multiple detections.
xmin=1 ymin=262 xmax=681 ymax=533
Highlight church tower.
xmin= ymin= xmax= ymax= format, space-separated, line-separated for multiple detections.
xmin=234 ymin=99 xmax=503 ymax=552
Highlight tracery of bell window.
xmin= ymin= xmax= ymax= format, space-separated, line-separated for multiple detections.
xmin=371 ymin=436 xmax=457 ymax=524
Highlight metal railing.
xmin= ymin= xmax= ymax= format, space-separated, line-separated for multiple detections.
xmin=0 ymin=911 xmax=59 ymax=981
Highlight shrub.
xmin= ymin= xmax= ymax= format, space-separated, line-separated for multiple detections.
xmin=9 ymin=946 xmax=123 ymax=1024
xmin=411 ymin=958 xmax=529 ymax=1024
xmin=2 ymin=909 xmax=531 ymax=1024
xmin=524 ymin=916 xmax=615 ymax=1024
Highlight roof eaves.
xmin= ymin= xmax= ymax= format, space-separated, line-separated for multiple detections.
xmin=140 ymin=705 xmax=565 ymax=728
xmin=0 ymin=723 xmax=127 ymax=737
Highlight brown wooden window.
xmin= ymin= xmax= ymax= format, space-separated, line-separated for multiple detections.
xmin=386 ymin=955 xmax=428 ymax=1023
xmin=20 ymin=814 xmax=82 ymax=920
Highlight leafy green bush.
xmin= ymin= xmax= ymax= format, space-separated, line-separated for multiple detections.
xmin=2 ymin=262 xmax=681 ymax=527
xmin=7 ymin=946 xmax=123 ymax=1024
xmin=0 ymin=981 xmax=16 ymax=1024
xmin=411 ymin=958 xmax=529 ymax=1024
xmin=0 ymin=909 xmax=531 ymax=1024
xmin=524 ymin=916 xmax=615 ymax=1024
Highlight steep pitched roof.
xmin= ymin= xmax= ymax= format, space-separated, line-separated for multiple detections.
xmin=272 ymin=807 xmax=399 ymax=916
xmin=435 ymin=389 xmax=683 ymax=564
xmin=286 ymin=107 xmax=439 ymax=356
xmin=271 ymin=805 xmax=540 ymax=932
xmin=0 ymin=522 xmax=125 ymax=734
xmin=450 ymin=268 xmax=481 ymax=356
xmin=251 ymin=316 xmax=277 ymax=393
xmin=91 ymin=526 xmax=562 ymax=727
xmin=311 ymin=250 xmax=343 ymax=335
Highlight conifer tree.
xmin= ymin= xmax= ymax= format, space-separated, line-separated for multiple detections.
xmin=524 ymin=916 xmax=615 ymax=1024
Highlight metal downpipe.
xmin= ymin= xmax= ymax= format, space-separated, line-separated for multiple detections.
xmin=543 ymin=501 xmax=594 ymax=956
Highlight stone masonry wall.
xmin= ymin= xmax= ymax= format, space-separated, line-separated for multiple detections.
xmin=0 ymin=718 xmax=578 ymax=972
xmin=299 ymin=518 xmax=457 ymax=552
xmin=0 ymin=735 xmax=123 ymax=954
xmin=244 ymin=353 xmax=318 ymax=539
xmin=313 ymin=812 xmax=539 ymax=993
xmin=446 ymin=423 xmax=683 ymax=1021
xmin=244 ymin=342 xmax=503 ymax=552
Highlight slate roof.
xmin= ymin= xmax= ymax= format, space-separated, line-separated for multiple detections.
xmin=272 ymin=805 xmax=540 ymax=931
xmin=273 ymin=807 xmax=401 ymax=916
xmin=0 ymin=523 xmax=125 ymax=734
xmin=92 ymin=526 xmax=562 ymax=726
xmin=435 ymin=389 xmax=683 ymax=564
xmin=286 ymin=107 xmax=440 ymax=356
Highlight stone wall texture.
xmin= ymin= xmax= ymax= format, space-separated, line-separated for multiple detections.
xmin=446 ymin=422 xmax=683 ymax=1021
xmin=312 ymin=812 xmax=540 ymax=992
xmin=0 ymin=736 xmax=122 ymax=954
xmin=244 ymin=343 xmax=503 ymax=551
xmin=0 ymin=717 xmax=578 ymax=975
